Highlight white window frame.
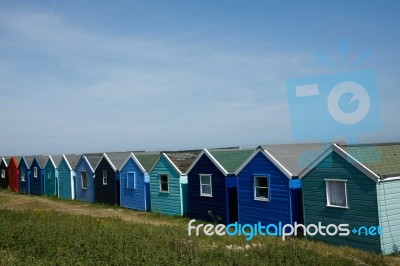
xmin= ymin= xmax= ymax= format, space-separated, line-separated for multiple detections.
xmin=34 ymin=167 xmax=38 ymax=178
xmin=102 ymin=170 xmax=107 ymax=185
xmin=254 ymin=176 xmax=269 ymax=201
xmin=81 ymin=171 xmax=88 ymax=189
xmin=127 ymin=172 xmax=136 ymax=190
xmin=47 ymin=170 xmax=51 ymax=180
xmin=199 ymin=174 xmax=212 ymax=197
xmin=325 ymin=179 xmax=348 ymax=209
xmin=21 ymin=171 xmax=25 ymax=182
xmin=159 ymin=174 xmax=169 ymax=193
xmin=1 ymin=169 xmax=5 ymax=179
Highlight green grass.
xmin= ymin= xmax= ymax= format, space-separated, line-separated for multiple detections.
xmin=0 ymin=209 xmax=392 ymax=265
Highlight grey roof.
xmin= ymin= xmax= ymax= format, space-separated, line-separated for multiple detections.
xmin=83 ymin=153 xmax=104 ymax=170
xmin=105 ymin=152 xmax=133 ymax=171
xmin=35 ymin=155 xmax=49 ymax=168
xmin=50 ymin=155 xmax=63 ymax=168
xmin=24 ymin=156 xmax=36 ymax=168
xmin=64 ymin=154 xmax=82 ymax=170
xmin=259 ymin=143 xmax=329 ymax=177
xmin=3 ymin=157 xmax=11 ymax=166
xmin=1 ymin=157 xmax=10 ymax=167
xmin=164 ymin=150 xmax=202 ymax=173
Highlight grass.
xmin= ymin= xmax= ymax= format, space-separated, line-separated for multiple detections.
xmin=0 ymin=208 xmax=395 ymax=265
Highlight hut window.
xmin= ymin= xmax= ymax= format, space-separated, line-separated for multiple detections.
xmin=325 ymin=180 xmax=348 ymax=208
xmin=81 ymin=171 xmax=88 ymax=189
xmin=200 ymin=174 xmax=212 ymax=196
xmin=102 ymin=170 xmax=107 ymax=185
xmin=34 ymin=167 xmax=38 ymax=178
xmin=21 ymin=171 xmax=25 ymax=182
xmin=254 ymin=176 xmax=269 ymax=201
xmin=159 ymin=174 xmax=169 ymax=192
xmin=1 ymin=169 xmax=5 ymax=179
xmin=47 ymin=171 xmax=51 ymax=180
xmin=127 ymin=172 xmax=136 ymax=189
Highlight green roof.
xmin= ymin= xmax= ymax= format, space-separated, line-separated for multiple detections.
xmin=134 ymin=153 xmax=160 ymax=172
xmin=209 ymin=149 xmax=254 ymax=173
xmin=341 ymin=143 xmax=400 ymax=178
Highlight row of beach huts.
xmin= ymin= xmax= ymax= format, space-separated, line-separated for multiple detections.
xmin=0 ymin=142 xmax=399 ymax=254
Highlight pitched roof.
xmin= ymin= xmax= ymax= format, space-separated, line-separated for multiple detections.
xmin=164 ymin=150 xmax=201 ymax=173
xmin=24 ymin=156 xmax=36 ymax=168
xmin=13 ymin=156 xmax=22 ymax=166
xmin=35 ymin=155 xmax=49 ymax=168
xmin=1 ymin=157 xmax=8 ymax=167
xmin=105 ymin=152 xmax=133 ymax=171
xmin=259 ymin=143 xmax=329 ymax=177
xmin=3 ymin=157 xmax=11 ymax=166
xmin=84 ymin=153 xmax=103 ymax=170
xmin=63 ymin=154 xmax=81 ymax=170
xmin=339 ymin=143 xmax=400 ymax=179
xmin=209 ymin=148 xmax=254 ymax=173
xmin=50 ymin=155 xmax=63 ymax=168
xmin=134 ymin=152 xmax=160 ymax=172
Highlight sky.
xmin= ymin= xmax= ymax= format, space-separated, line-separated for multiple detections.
xmin=0 ymin=0 xmax=399 ymax=155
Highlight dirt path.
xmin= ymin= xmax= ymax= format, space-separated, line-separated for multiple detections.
xmin=0 ymin=190 xmax=177 ymax=226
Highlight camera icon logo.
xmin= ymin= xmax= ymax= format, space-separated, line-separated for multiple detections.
xmin=327 ymin=81 xmax=370 ymax=125
xmin=286 ymin=70 xmax=381 ymax=143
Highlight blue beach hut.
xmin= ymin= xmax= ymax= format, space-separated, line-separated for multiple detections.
xmin=235 ymin=143 xmax=325 ymax=227
xmin=119 ymin=152 xmax=159 ymax=211
xmin=74 ymin=153 xmax=103 ymax=203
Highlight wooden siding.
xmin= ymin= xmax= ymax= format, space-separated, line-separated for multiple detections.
xmin=44 ymin=160 xmax=57 ymax=196
xmin=7 ymin=158 xmax=18 ymax=192
xmin=237 ymin=151 xmax=295 ymax=226
xmin=188 ymin=154 xmax=230 ymax=224
xmin=18 ymin=162 xmax=30 ymax=194
xmin=29 ymin=159 xmax=44 ymax=195
xmin=58 ymin=159 xmax=74 ymax=199
xmin=0 ymin=160 xmax=8 ymax=189
xmin=75 ymin=158 xmax=95 ymax=203
xmin=94 ymin=158 xmax=118 ymax=205
xmin=302 ymin=152 xmax=381 ymax=253
xmin=120 ymin=158 xmax=150 ymax=211
xmin=377 ymin=180 xmax=400 ymax=254
xmin=150 ymin=155 xmax=184 ymax=216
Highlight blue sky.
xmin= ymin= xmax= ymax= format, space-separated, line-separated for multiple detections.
xmin=0 ymin=1 xmax=399 ymax=155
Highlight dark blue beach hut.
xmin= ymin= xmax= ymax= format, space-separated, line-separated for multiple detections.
xmin=94 ymin=152 xmax=132 ymax=205
xmin=186 ymin=148 xmax=254 ymax=224
xmin=18 ymin=156 xmax=34 ymax=194
xmin=29 ymin=155 xmax=48 ymax=195
xmin=0 ymin=157 xmax=9 ymax=189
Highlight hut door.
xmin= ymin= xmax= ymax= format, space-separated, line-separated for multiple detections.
xmin=227 ymin=187 xmax=238 ymax=223
xmin=55 ymin=176 xmax=58 ymax=197
xmin=116 ymin=179 xmax=120 ymax=206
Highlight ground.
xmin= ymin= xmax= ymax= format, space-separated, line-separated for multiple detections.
xmin=0 ymin=190 xmax=174 ymax=225
xmin=0 ymin=189 xmax=399 ymax=265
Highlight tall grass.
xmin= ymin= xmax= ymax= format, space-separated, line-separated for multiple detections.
xmin=0 ymin=209 xmax=390 ymax=265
